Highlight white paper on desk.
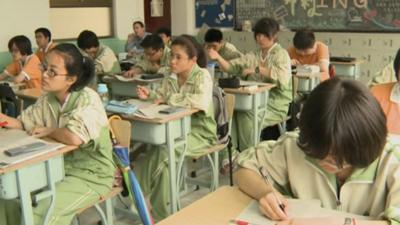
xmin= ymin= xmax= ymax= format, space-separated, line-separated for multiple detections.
xmin=0 ymin=129 xmax=65 ymax=166
xmin=240 ymin=80 xmax=270 ymax=87
xmin=114 ymin=75 xmax=136 ymax=82
xmin=235 ymin=199 xmax=371 ymax=225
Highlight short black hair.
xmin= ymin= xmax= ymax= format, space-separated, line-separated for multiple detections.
xmin=140 ymin=34 xmax=164 ymax=51
xmin=35 ymin=27 xmax=52 ymax=42
xmin=253 ymin=17 xmax=280 ymax=41
xmin=173 ymin=35 xmax=208 ymax=68
xmin=204 ymin=28 xmax=223 ymax=43
xmin=293 ymin=29 xmax=316 ymax=50
xmin=156 ymin=27 xmax=171 ymax=37
xmin=49 ymin=43 xmax=95 ymax=92
xmin=298 ymin=78 xmax=387 ymax=168
xmin=77 ymin=30 xmax=99 ymax=50
xmin=133 ymin=21 xmax=144 ymax=27
xmin=8 ymin=35 xmax=33 ymax=55
xmin=394 ymin=48 xmax=400 ymax=81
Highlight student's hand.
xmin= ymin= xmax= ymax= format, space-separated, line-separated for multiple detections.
xmin=243 ymin=68 xmax=255 ymax=76
xmin=207 ymin=48 xmax=221 ymax=61
xmin=259 ymin=191 xmax=289 ymax=221
xmin=276 ymin=218 xmax=346 ymax=225
xmin=259 ymin=66 xmax=269 ymax=77
xmin=153 ymin=98 xmax=164 ymax=105
xmin=137 ymin=85 xmax=150 ymax=100
xmin=291 ymin=59 xmax=300 ymax=66
xmin=123 ymin=69 xmax=139 ymax=78
xmin=29 ymin=126 xmax=56 ymax=138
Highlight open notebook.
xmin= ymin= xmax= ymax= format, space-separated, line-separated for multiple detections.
xmin=0 ymin=129 xmax=65 ymax=167
xmin=233 ymin=199 xmax=371 ymax=225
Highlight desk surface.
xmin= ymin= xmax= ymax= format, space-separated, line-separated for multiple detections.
xmin=15 ymin=88 xmax=43 ymax=100
xmin=157 ymin=186 xmax=252 ymax=225
xmin=121 ymin=108 xmax=198 ymax=124
xmin=103 ymin=75 xmax=163 ymax=84
xmin=0 ymin=144 xmax=76 ymax=174
xmin=330 ymin=59 xmax=364 ymax=65
xmin=224 ymin=83 xmax=276 ymax=95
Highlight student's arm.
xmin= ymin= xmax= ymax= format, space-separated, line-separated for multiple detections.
xmin=260 ymin=49 xmax=291 ymax=85
xmin=317 ymin=43 xmax=330 ymax=81
xmin=208 ymin=48 xmax=232 ymax=72
xmin=30 ymin=127 xmax=83 ymax=146
xmin=0 ymin=113 xmax=23 ymax=129
xmin=14 ymin=55 xmax=42 ymax=84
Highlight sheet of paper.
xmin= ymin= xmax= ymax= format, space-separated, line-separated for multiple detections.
xmin=0 ymin=129 xmax=65 ymax=166
xmin=240 ymin=80 xmax=270 ymax=87
xmin=235 ymin=199 xmax=371 ymax=225
xmin=114 ymin=75 xmax=136 ymax=82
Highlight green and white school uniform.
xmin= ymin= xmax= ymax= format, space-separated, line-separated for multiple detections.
xmin=135 ymin=64 xmax=217 ymax=221
xmin=0 ymin=87 xmax=115 ymax=225
xmin=237 ymin=132 xmax=400 ymax=225
xmin=228 ymin=43 xmax=292 ymax=150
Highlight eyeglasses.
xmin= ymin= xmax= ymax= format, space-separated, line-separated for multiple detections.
xmin=39 ymin=64 xmax=69 ymax=78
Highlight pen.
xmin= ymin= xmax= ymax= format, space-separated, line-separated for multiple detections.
xmin=229 ymin=219 xmax=262 ymax=225
xmin=258 ymin=166 xmax=286 ymax=212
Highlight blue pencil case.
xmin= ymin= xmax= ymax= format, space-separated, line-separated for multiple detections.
xmin=106 ymin=100 xmax=138 ymax=115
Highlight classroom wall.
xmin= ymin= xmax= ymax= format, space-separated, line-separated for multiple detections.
xmin=0 ymin=0 xmax=144 ymax=70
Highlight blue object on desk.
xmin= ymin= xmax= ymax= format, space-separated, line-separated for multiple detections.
xmin=105 ymin=100 xmax=138 ymax=115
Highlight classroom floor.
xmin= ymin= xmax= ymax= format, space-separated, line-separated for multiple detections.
xmin=77 ymin=163 xmax=231 ymax=225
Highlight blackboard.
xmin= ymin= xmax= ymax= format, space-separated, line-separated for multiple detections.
xmin=195 ymin=0 xmax=235 ymax=27
xmin=234 ymin=0 xmax=400 ymax=32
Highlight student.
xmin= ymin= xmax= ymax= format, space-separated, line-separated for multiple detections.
xmin=77 ymin=30 xmax=121 ymax=77
xmin=123 ymin=34 xmax=170 ymax=77
xmin=0 ymin=43 xmax=115 ymax=225
xmin=134 ymin=36 xmax=217 ymax=221
xmin=287 ymin=29 xmax=330 ymax=81
xmin=205 ymin=28 xmax=242 ymax=61
xmin=156 ymin=27 xmax=172 ymax=48
xmin=125 ymin=21 xmax=151 ymax=55
xmin=0 ymin=35 xmax=41 ymax=89
xmin=34 ymin=27 xmax=56 ymax=62
xmin=369 ymin=48 xmax=400 ymax=86
xmin=371 ymin=48 xmax=400 ymax=134
xmin=235 ymin=78 xmax=399 ymax=225
xmin=210 ymin=17 xmax=292 ymax=150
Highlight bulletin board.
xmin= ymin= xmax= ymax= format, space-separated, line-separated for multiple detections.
xmin=195 ymin=0 xmax=235 ymax=28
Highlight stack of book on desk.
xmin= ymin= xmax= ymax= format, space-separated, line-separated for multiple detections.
xmin=296 ymin=65 xmax=320 ymax=76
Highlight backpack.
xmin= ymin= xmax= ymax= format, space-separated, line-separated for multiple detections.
xmin=212 ymin=85 xmax=229 ymax=144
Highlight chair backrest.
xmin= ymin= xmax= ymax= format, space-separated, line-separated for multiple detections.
xmin=224 ymin=93 xmax=235 ymax=121
xmin=109 ymin=116 xmax=131 ymax=148
xmin=0 ymin=84 xmax=19 ymax=117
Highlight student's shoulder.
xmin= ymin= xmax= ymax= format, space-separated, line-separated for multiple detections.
xmin=316 ymin=41 xmax=329 ymax=51
xmin=380 ymin=136 xmax=400 ymax=164
xmin=370 ymin=82 xmax=396 ymax=98
xmin=258 ymin=131 xmax=301 ymax=153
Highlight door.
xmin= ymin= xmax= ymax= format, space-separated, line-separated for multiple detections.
xmin=144 ymin=0 xmax=171 ymax=33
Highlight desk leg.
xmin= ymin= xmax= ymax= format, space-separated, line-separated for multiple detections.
xmin=252 ymin=94 xmax=259 ymax=146
xmin=166 ymin=122 xmax=178 ymax=214
xmin=42 ymin=159 xmax=57 ymax=225
xmin=16 ymin=168 xmax=34 ymax=225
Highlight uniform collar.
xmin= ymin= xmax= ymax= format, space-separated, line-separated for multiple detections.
xmin=390 ymin=82 xmax=400 ymax=103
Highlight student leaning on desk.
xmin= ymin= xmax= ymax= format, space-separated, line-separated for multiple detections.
xmin=123 ymin=34 xmax=171 ymax=78
xmin=135 ymin=35 xmax=217 ymax=221
xmin=0 ymin=43 xmax=115 ymax=225
xmin=209 ymin=17 xmax=292 ymax=151
xmin=0 ymin=35 xmax=42 ymax=89
xmin=235 ymin=78 xmax=400 ymax=225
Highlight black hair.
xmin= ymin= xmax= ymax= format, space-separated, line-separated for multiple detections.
xmin=133 ymin=21 xmax=144 ymax=27
xmin=298 ymin=78 xmax=387 ymax=168
xmin=174 ymin=35 xmax=208 ymax=68
xmin=204 ymin=28 xmax=223 ymax=43
xmin=293 ymin=29 xmax=316 ymax=50
xmin=77 ymin=30 xmax=99 ymax=50
xmin=156 ymin=27 xmax=171 ymax=37
xmin=253 ymin=17 xmax=280 ymax=41
xmin=140 ymin=34 xmax=165 ymax=51
xmin=394 ymin=48 xmax=400 ymax=81
xmin=49 ymin=43 xmax=95 ymax=92
xmin=35 ymin=27 xmax=52 ymax=42
xmin=8 ymin=35 xmax=33 ymax=55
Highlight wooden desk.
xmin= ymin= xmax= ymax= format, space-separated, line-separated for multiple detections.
xmin=15 ymin=88 xmax=43 ymax=109
xmin=224 ymin=83 xmax=276 ymax=146
xmin=330 ymin=59 xmax=364 ymax=80
xmin=0 ymin=136 xmax=76 ymax=225
xmin=111 ymin=100 xmax=198 ymax=213
xmin=157 ymin=186 xmax=251 ymax=225
xmin=103 ymin=75 xmax=162 ymax=99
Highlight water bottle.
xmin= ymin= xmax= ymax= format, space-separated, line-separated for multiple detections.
xmin=207 ymin=61 xmax=216 ymax=78
xmin=97 ymin=83 xmax=109 ymax=106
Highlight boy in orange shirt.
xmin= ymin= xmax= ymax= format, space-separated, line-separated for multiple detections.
xmin=371 ymin=49 xmax=400 ymax=134
xmin=35 ymin=27 xmax=56 ymax=62
xmin=287 ymin=29 xmax=330 ymax=81
xmin=0 ymin=35 xmax=41 ymax=89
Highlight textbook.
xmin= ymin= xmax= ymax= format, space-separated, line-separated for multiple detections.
xmin=0 ymin=129 xmax=64 ymax=166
